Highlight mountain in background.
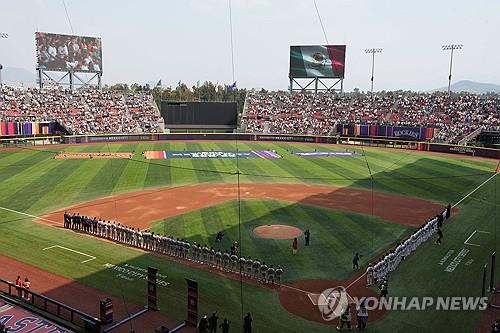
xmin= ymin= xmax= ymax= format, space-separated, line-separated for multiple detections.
xmin=1 ymin=66 xmax=36 ymax=87
xmin=433 ymin=80 xmax=500 ymax=94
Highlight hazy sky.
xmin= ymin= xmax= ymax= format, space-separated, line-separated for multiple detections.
xmin=0 ymin=0 xmax=498 ymax=91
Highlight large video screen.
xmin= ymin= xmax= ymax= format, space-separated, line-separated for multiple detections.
xmin=289 ymin=45 xmax=346 ymax=79
xmin=35 ymin=32 xmax=102 ymax=73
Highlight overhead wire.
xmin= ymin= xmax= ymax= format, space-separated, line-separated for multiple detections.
xmin=61 ymin=0 xmax=75 ymax=34
xmin=313 ymin=0 xmax=329 ymax=44
xmin=228 ymin=0 xmax=245 ymax=322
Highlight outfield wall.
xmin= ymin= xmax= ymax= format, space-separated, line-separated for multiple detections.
xmin=2 ymin=132 xmax=499 ymax=159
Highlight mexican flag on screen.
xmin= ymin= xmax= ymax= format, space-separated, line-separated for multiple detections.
xmin=289 ymin=45 xmax=346 ymax=78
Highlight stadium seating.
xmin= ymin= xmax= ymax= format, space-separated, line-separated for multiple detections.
xmin=243 ymin=92 xmax=500 ymax=143
xmin=0 ymin=86 xmax=163 ymax=135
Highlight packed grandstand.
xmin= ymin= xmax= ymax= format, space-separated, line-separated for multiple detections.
xmin=0 ymin=86 xmax=163 ymax=135
xmin=243 ymin=92 xmax=500 ymax=143
xmin=1 ymin=86 xmax=500 ymax=143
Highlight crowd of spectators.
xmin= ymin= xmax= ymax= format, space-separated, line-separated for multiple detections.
xmin=0 ymin=86 xmax=163 ymax=134
xmin=36 ymin=32 xmax=102 ymax=72
xmin=243 ymin=92 xmax=500 ymax=143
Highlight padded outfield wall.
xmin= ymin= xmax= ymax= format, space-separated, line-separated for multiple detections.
xmin=1 ymin=132 xmax=498 ymax=158
xmin=53 ymin=133 xmax=500 ymax=159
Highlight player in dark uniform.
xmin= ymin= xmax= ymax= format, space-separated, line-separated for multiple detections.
xmin=435 ymin=228 xmax=443 ymax=245
xmin=304 ymin=229 xmax=310 ymax=246
xmin=243 ymin=312 xmax=253 ymax=333
xmin=353 ymin=253 xmax=360 ymax=270
xmin=379 ymin=279 xmax=388 ymax=298
xmin=208 ymin=312 xmax=218 ymax=333
xmin=219 ymin=318 xmax=230 ymax=333
xmin=63 ymin=211 xmax=70 ymax=228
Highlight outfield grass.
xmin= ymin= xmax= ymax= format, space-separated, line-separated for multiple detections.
xmin=150 ymin=199 xmax=411 ymax=282
xmin=0 ymin=141 xmax=498 ymax=332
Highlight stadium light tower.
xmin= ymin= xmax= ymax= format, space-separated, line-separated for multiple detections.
xmin=0 ymin=32 xmax=8 ymax=97
xmin=365 ymin=48 xmax=383 ymax=95
xmin=442 ymin=44 xmax=463 ymax=96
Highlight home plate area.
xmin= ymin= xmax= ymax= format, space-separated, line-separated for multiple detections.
xmin=307 ymin=287 xmax=356 ymax=318
xmin=279 ymin=279 xmax=387 ymax=325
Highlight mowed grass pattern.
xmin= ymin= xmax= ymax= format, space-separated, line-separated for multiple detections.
xmin=150 ymin=199 xmax=411 ymax=282
xmin=0 ymin=142 xmax=497 ymax=333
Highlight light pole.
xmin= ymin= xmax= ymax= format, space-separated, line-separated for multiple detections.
xmin=365 ymin=48 xmax=383 ymax=96
xmin=0 ymin=32 xmax=8 ymax=104
xmin=442 ymin=44 xmax=463 ymax=96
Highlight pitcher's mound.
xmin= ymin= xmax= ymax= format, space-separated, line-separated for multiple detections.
xmin=253 ymin=225 xmax=302 ymax=239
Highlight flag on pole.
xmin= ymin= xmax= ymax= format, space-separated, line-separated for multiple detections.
xmin=227 ymin=81 xmax=237 ymax=90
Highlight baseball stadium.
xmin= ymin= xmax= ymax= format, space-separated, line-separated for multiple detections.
xmin=1 ymin=1 xmax=500 ymax=333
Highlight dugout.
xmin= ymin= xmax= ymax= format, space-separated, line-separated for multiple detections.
xmin=160 ymin=101 xmax=237 ymax=132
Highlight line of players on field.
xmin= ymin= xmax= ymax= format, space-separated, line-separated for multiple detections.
xmin=366 ymin=204 xmax=451 ymax=286
xmin=63 ymin=212 xmax=284 ymax=286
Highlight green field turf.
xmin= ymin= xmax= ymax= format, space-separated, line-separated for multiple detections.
xmin=0 ymin=141 xmax=498 ymax=333
xmin=150 ymin=199 xmax=411 ymax=282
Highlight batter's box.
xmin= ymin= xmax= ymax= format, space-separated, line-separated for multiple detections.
xmin=307 ymin=289 xmax=355 ymax=306
xmin=312 ymin=287 xmax=357 ymax=321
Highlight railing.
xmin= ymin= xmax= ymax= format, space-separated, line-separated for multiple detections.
xmin=0 ymin=278 xmax=102 ymax=332
xmin=458 ymin=127 xmax=483 ymax=145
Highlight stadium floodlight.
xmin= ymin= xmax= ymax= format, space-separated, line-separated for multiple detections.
xmin=442 ymin=44 xmax=463 ymax=96
xmin=365 ymin=48 xmax=383 ymax=95
xmin=0 ymin=33 xmax=7 ymax=92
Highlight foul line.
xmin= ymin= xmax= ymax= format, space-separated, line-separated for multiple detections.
xmin=43 ymin=245 xmax=96 ymax=263
xmin=464 ymin=230 xmax=491 ymax=247
xmin=0 ymin=206 xmax=59 ymax=225
xmin=453 ymin=172 xmax=498 ymax=208
xmin=346 ymin=272 xmax=367 ymax=289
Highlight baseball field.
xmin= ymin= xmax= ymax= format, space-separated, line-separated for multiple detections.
xmin=0 ymin=140 xmax=498 ymax=332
